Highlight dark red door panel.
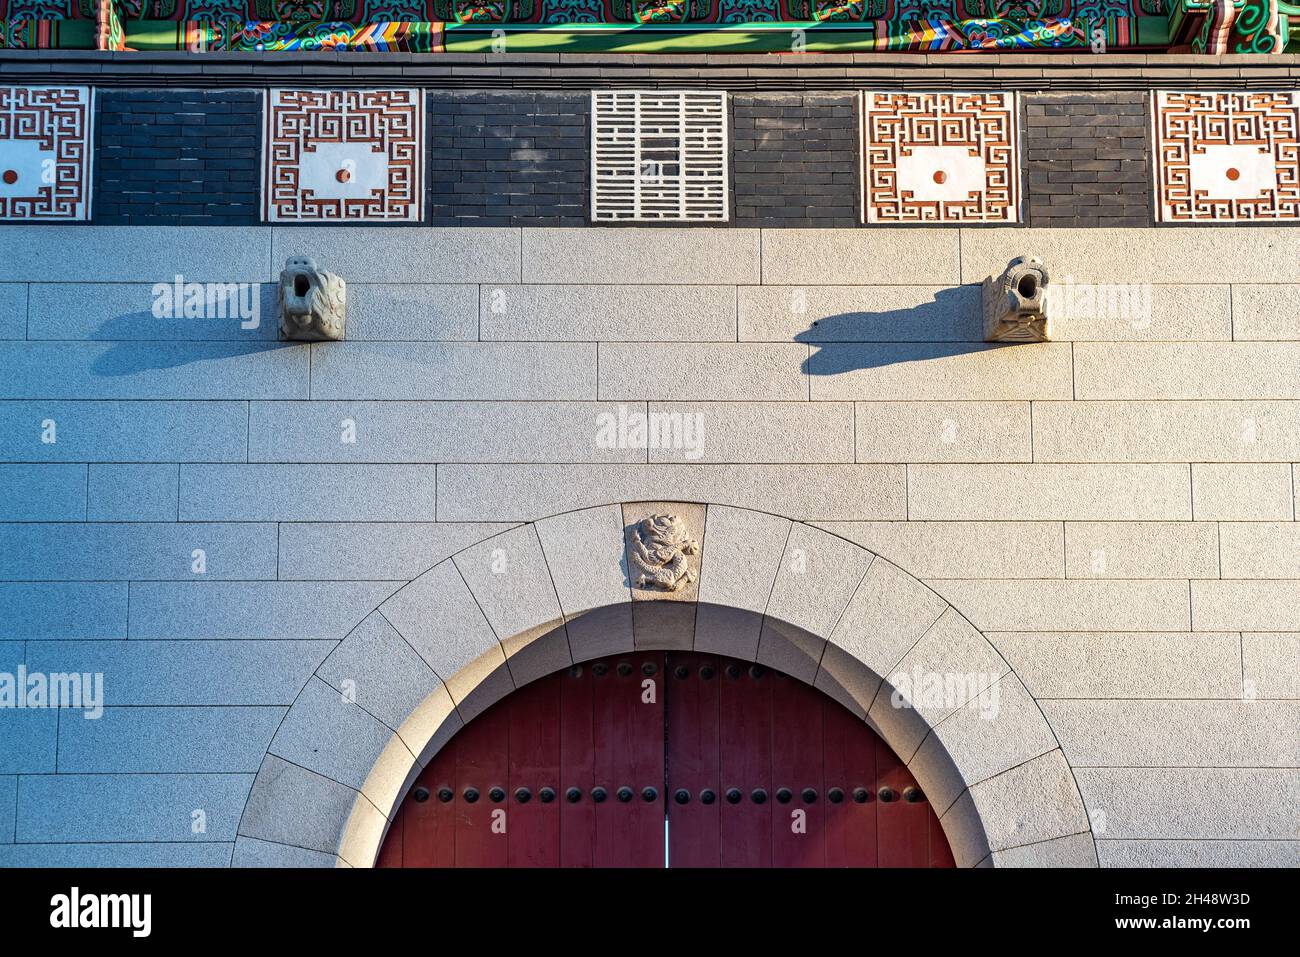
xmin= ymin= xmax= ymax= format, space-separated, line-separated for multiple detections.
xmin=559 ymin=662 xmax=596 ymax=868
xmin=719 ymin=661 xmax=772 ymax=867
xmin=401 ymin=746 xmax=456 ymax=867
xmin=507 ymin=675 xmax=561 ymax=867
xmin=876 ymin=738 xmax=930 ymax=867
xmin=666 ymin=652 xmax=720 ymax=868
xmin=593 ymin=655 xmax=664 ymax=867
xmin=380 ymin=651 xmax=954 ymax=869
xmin=823 ymin=700 xmax=878 ymax=867
xmin=771 ymin=670 xmax=825 ymax=867
xmin=454 ymin=698 xmax=509 ymax=867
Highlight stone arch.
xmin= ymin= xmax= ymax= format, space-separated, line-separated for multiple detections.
xmin=233 ymin=502 xmax=1097 ymax=869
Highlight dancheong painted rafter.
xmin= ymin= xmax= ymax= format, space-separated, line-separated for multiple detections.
xmin=0 ymin=0 xmax=1294 ymax=53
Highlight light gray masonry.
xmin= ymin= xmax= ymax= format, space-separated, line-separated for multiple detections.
xmin=0 ymin=224 xmax=1296 ymax=869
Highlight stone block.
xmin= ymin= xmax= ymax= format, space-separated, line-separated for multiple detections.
xmin=738 ymin=285 xmax=981 ymax=343
xmin=0 ymin=522 xmax=277 ymax=581
xmin=856 ymin=401 xmax=1030 ymax=463
xmin=2 ymin=582 xmax=128 ymax=640
xmin=808 ymin=343 xmax=1073 ymax=401
xmin=969 ymin=750 xmax=1091 ymax=852
xmin=1074 ymin=342 xmax=1300 ymax=400
xmin=269 ymin=676 xmax=416 ymax=813
xmin=759 ymin=524 xmax=874 ymax=682
xmin=249 ymin=400 xmax=638 ymax=464
xmin=316 ymin=611 xmax=448 ymax=754
xmin=277 ymin=522 xmax=513 ymax=582
xmin=437 ymin=464 xmax=906 ymax=523
xmin=1220 ymin=523 xmax=1300 ymax=579
xmin=1231 ymin=283 xmax=1300 ymax=340
xmin=909 ymin=464 xmax=1191 ymax=521
xmin=814 ymin=521 xmax=1062 ymax=580
xmin=16 ymin=773 xmax=253 ymax=842
xmin=599 ymin=343 xmax=808 ymax=401
xmin=310 ymin=341 xmax=596 ymax=400
xmin=959 ymin=227 xmax=1300 ymax=285
xmin=57 ymin=706 xmax=285 ymax=773
xmin=646 ymin=401 xmax=853 ymax=464
xmin=1242 ymin=633 xmax=1300 ymax=698
xmin=522 ymin=228 xmax=760 ymax=284
xmin=379 ymin=561 xmax=513 ymax=721
xmin=868 ymin=608 xmax=1009 ymax=762
xmin=0 ymin=708 xmax=56 ymax=772
xmin=908 ymin=675 xmax=1061 ymax=815
xmin=270 ymin=226 xmax=521 ymax=284
xmin=1064 ymin=522 xmax=1218 ymax=579
xmin=0 ymin=400 xmax=247 ymax=463
xmin=0 ymin=463 xmax=85 ymax=520
xmin=1097 ymin=839 xmax=1300 ymax=867
xmin=25 ymin=639 xmax=333 ymax=705
xmin=1073 ymin=768 xmax=1299 ymax=839
xmin=1192 ymin=463 xmax=1293 ymax=520
xmin=0 ymin=226 xmax=271 ymax=283
xmin=1192 ymin=581 xmax=1300 ymax=631
xmin=482 ymin=284 xmax=736 ymax=342
xmin=26 ymin=282 xmax=276 ymax=342
xmin=126 ymin=581 xmax=396 ymax=640
xmin=179 ymin=464 xmax=437 ymax=522
xmin=0 ymin=284 xmax=25 ymax=339
xmin=0 ymin=843 xmax=235 ymax=867
xmin=1033 ymin=400 xmax=1300 ymax=463
xmin=1044 ymin=700 xmax=1299 ymax=768
xmin=535 ymin=505 xmax=634 ymax=660
xmin=0 ymin=341 xmax=308 ymax=400
xmin=990 ymin=631 xmax=1242 ymax=699
xmin=453 ymin=525 xmax=570 ymax=687
xmin=934 ymin=579 xmax=1189 ymax=632
xmin=88 ymin=463 xmax=178 ymax=521
xmin=345 ymin=283 xmax=478 ymax=341
xmin=232 ymin=836 xmax=337 ymax=868
xmin=993 ymin=832 xmax=1098 ymax=867
xmin=238 ymin=754 xmax=371 ymax=856
xmin=760 ymin=228 xmax=960 ymax=286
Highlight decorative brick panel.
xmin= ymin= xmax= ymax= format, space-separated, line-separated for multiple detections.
xmin=263 ymin=88 xmax=424 ymax=224
xmin=0 ymin=86 xmax=93 ymax=223
xmin=1152 ymin=90 xmax=1300 ymax=223
xmin=861 ymin=91 xmax=1020 ymax=225
xmin=732 ymin=93 xmax=858 ymax=229
xmin=427 ymin=91 xmax=587 ymax=227
xmin=1025 ymin=92 xmax=1152 ymax=229
xmin=93 ymin=89 xmax=259 ymax=227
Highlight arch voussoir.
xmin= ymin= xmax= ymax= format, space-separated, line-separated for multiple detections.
xmin=235 ymin=502 xmax=1096 ymax=868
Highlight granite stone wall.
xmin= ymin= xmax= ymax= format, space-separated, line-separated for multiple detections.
xmin=0 ymin=223 xmax=1295 ymax=867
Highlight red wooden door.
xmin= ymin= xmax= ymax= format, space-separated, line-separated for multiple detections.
xmin=381 ymin=652 xmax=954 ymax=868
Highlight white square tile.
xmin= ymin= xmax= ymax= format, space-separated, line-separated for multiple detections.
xmin=1153 ymin=90 xmax=1300 ymax=222
xmin=0 ymin=86 xmax=93 ymax=222
xmin=263 ymin=89 xmax=424 ymax=223
xmin=862 ymin=91 xmax=1020 ymax=224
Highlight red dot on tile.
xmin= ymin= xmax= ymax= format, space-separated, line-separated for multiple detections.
xmin=1 ymin=170 xmax=17 ymax=185
xmin=335 ymin=168 xmax=353 ymax=183
xmin=932 ymin=170 xmax=947 ymax=184
xmin=1226 ymin=167 xmax=1241 ymax=181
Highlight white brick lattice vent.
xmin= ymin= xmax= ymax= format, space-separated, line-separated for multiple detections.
xmin=591 ymin=90 xmax=728 ymax=222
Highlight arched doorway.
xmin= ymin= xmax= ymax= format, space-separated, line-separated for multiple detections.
xmin=376 ymin=650 xmax=955 ymax=868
